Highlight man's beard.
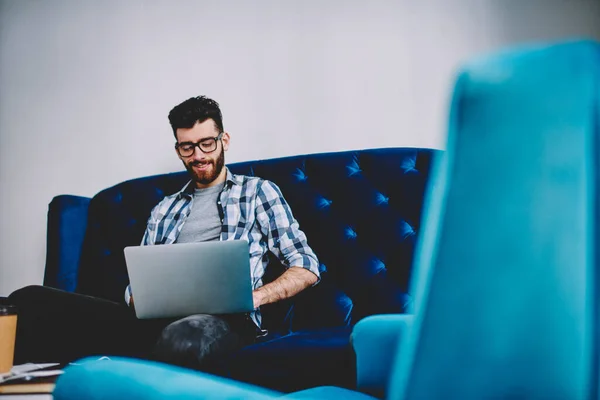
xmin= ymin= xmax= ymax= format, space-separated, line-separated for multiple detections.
xmin=185 ymin=148 xmax=225 ymax=185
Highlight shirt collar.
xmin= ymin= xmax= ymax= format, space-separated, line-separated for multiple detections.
xmin=226 ymin=168 xmax=244 ymax=186
xmin=177 ymin=167 xmax=241 ymax=199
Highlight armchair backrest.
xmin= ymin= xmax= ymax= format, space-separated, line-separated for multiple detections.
xmin=389 ymin=40 xmax=600 ymax=400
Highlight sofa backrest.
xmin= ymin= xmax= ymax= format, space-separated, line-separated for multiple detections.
xmin=74 ymin=147 xmax=439 ymax=331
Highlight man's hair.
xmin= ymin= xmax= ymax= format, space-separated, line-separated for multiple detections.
xmin=168 ymin=96 xmax=224 ymax=138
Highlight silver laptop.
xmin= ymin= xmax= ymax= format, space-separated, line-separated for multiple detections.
xmin=123 ymin=240 xmax=254 ymax=319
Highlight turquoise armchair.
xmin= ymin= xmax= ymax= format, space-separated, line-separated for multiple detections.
xmin=53 ymin=39 xmax=600 ymax=400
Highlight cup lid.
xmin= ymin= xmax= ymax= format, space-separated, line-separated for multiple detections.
xmin=0 ymin=305 xmax=17 ymax=316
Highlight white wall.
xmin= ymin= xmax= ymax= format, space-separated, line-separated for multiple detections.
xmin=1 ymin=0 xmax=599 ymax=296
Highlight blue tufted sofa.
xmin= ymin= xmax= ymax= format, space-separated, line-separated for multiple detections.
xmin=43 ymin=147 xmax=440 ymax=392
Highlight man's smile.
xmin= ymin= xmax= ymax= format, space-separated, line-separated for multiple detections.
xmin=192 ymin=161 xmax=212 ymax=171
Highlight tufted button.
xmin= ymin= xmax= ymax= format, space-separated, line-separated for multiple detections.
xmin=371 ymin=258 xmax=386 ymax=272
xmin=345 ymin=227 xmax=357 ymax=239
xmin=400 ymin=156 xmax=418 ymax=173
xmin=113 ymin=192 xmax=123 ymax=203
xmin=375 ymin=192 xmax=389 ymax=205
xmin=293 ymin=168 xmax=308 ymax=182
xmin=346 ymin=158 xmax=362 ymax=177
xmin=317 ymin=196 xmax=332 ymax=209
xmin=399 ymin=221 xmax=416 ymax=239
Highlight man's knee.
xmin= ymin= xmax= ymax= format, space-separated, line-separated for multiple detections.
xmin=153 ymin=314 xmax=240 ymax=371
xmin=8 ymin=285 xmax=46 ymax=305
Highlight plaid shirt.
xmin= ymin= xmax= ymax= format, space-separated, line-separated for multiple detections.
xmin=137 ymin=168 xmax=320 ymax=329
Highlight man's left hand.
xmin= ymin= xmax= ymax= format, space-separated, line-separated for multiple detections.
xmin=252 ymin=291 xmax=264 ymax=309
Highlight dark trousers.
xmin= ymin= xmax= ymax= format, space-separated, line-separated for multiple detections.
xmin=7 ymin=285 xmax=257 ymax=374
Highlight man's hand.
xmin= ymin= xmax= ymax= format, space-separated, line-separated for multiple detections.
xmin=252 ymin=267 xmax=318 ymax=308
xmin=129 ymin=295 xmax=135 ymax=310
xmin=252 ymin=291 xmax=265 ymax=309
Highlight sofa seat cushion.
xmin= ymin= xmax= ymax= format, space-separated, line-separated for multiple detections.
xmin=228 ymin=327 xmax=355 ymax=393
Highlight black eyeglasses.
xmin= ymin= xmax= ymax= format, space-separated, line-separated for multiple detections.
xmin=175 ymin=132 xmax=224 ymax=157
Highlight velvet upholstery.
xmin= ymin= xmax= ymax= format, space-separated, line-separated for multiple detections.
xmin=53 ymin=357 xmax=280 ymax=400
xmin=351 ymin=315 xmax=413 ymax=397
xmin=389 ymin=39 xmax=600 ymax=400
xmin=43 ymin=148 xmax=438 ymax=391
xmin=43 ymin=195 xmax=90 ymax=292
xmin=228 ymin=327 xmax=355 ymax=392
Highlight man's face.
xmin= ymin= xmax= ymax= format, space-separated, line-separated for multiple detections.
xmin=175 ymin=119 xmax=230 ymax=188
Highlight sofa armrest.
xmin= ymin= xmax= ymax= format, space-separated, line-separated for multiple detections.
xmin=351 ymin=314 xmax=413 ymax=398
xmin=54 ymin=357 xmax=281 ymax=400
xmin=44 ymin=195 xmax=91 ymax=292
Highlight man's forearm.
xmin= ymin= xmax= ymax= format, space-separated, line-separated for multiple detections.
xmin=253 ymin=267 xmax=318 ymax=308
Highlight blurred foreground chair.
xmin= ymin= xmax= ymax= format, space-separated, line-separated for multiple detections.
xmin=53 ymin=39 xmax=600 ymax=400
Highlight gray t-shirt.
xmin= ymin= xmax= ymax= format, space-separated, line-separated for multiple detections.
xmin=176 ymin=183 xmax=225 ymax=243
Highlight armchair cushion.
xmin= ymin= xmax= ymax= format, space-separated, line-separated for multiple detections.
xmin=351 ymin=314 xmax=413 ymax=398
xmin=53 ymin=357 xmax=280 ymax=400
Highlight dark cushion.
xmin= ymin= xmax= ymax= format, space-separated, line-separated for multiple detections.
xmin=227 ymin=327 xmax=355 ymax=392
xmin=74 ymin=148 xmax=438 ymax=331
